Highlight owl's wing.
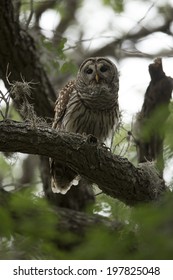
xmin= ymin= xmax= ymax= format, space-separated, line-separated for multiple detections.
xmin=50 ymin=80 xmax=79 ymax=194
xmin=52 ymin=80 xmax=76 ymax=129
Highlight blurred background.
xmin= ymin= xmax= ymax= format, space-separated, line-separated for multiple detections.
xmin=0 ymin=0 xmax=173 ymax=260
xmin=1 ymin=0 xmax=173 ymax=188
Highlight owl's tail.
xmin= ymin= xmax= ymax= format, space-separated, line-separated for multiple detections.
xmin=50 ymin=159 xmax=80 ymax=194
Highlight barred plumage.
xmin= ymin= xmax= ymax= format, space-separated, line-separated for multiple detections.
xmin=50 ymin=57 xmax=119 ymax=194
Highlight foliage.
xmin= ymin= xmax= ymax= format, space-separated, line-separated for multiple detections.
xmin=102 ymin=0 xmax=124 ymax=12
xmin=0 ymin=189 xmax=60 ymax=259
xmin=0 ymin=0 xmax=173 ymax=260
xmin=1 ymin=189 xmax=173 ymax=259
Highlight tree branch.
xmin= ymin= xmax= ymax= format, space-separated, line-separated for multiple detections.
xmin=88 ymin=20 xmax=172 ymax=60
xmin=0 ymin=121 xmax=166 ymax=206
xmin=0 ymin=0 xmax=56 ymax=119
xmin=35 ymin=0 xmax=57 ymax=25
xmin=52 ymin=0 xmax=79 ymax=45
xmin=0 ymin=187 xmax=122 ymax=256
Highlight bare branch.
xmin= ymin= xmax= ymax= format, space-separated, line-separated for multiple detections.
xmin=133 ymin=58 xmax=173 ymax=173
xmin=0 ymin=90 xmax=11 ymax=119
xmin=25 ymin=0 xmax=34 ymax=29
xmin=88 ymin=20 xmax=172 ymax=60
xmin=34 ymin=0 xmax=58 ymax=28
xmin=52 ymin=0 xmax=79 ymax=45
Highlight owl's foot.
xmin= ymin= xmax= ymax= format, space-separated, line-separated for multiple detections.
xmin=99 ymin=142 xmax=111 ymax=152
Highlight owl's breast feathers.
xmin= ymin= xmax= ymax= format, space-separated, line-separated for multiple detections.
xmin=61 ymin=88 xmax=119 ymax=141
xmin=53 ymin=79 xmax=119 ymax=136
xmin=50 ymin=57 xmax=119 ymax=194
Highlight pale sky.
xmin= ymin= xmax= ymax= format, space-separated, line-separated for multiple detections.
xmin=39 ymin=0 xmax=173 ymax=123
xmin=39 ymin=0 xmax=173 ymax=184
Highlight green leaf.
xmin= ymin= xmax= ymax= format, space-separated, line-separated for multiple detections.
xmin=61 ymin=61 xmax=78 ymax=75
xmin=102 ymin=0 xmax=124 ymax=12
xmin=57 ymin=38 xmax=67 ymax=59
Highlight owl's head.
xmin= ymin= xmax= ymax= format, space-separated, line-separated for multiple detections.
xmin=76 ymin=57 xmax=119 ymax=94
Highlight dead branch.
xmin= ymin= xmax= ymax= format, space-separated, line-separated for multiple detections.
xmin=133 ymin=58 xmax=173 ymax=172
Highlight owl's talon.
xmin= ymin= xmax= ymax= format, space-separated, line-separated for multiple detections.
xmin=99 ymin=142 xmax=111 ymax=152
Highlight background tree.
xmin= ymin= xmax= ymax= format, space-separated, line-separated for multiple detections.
xmin=0 ymin=0 xmax=173 ymax=259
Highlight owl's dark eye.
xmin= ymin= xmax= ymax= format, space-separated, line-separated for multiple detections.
xmin=100 ymin=65 xmax=108 ymax=73
xmin=86 ymin=68 xmax=93 ymax=74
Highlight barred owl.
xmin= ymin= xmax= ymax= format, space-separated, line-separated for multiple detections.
xmin=50 ymin=57 xmax=119 ymax=194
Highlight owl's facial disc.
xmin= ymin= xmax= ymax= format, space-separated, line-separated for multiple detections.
xmin=76 ymin=57 xmax=118 ymax=96
xmin=80 ymin=58 xmax=115 ymax=86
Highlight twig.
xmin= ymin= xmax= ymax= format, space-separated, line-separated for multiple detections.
xmin=25 ymin=0 xmax=34 ymax=29
xmin=0 ymin=90 xmax=11 ymax=120
xmin=6 ymin=63 xmax=12 ymax=86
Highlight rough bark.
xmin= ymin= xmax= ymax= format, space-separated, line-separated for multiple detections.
xmin=0 ymin=0 xmax=170 ymax=212
xmin=0 ymin=0 xmax=95 ymax=210
xmin=0 ymin=121 xmax=166 ymax=206
xmin=133 ymin=58 xmax=173 ymax=173
xmin=0 ymin=0 xmax=55 ymax=119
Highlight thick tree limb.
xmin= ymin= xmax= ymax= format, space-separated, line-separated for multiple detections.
xmin=0 ymin=0 xmax=169 ymax=211
xmin=0 ymin=0 xmax=56 ymax=119
xmin=0 ymin=0 xmax=95 ymax=210
xmin=0 ymin=121 xmax=166 ymax=206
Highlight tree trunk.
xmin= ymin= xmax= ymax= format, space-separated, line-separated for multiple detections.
xmin=0 ymin=0 xmax=56 ymax=118
xmin=0 ymin=0 xmax=95 ymax=210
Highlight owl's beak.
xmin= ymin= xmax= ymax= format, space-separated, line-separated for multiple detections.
xmin=95 ymin=73 xmax=99 ymax=83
